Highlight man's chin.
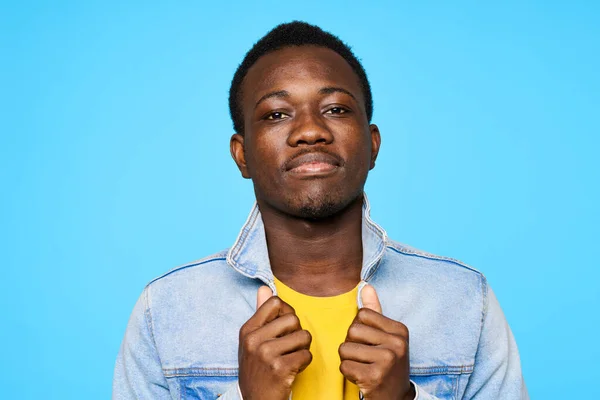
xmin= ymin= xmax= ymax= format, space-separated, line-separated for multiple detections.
xmin=296 ymin=200 xmax=341 ymax=220
xmin=288 ymin=191 xmax=362 ymax=221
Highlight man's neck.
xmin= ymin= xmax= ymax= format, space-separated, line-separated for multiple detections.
xmin=259 ymin=196 xmax=364 ymax=297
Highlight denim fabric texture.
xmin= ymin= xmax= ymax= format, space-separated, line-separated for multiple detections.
xmin=113 ymin=196 xmax=528 ymax=399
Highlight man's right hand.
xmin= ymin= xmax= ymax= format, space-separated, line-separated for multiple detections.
xmin=238 ymin=286 xmax=312 ymax=400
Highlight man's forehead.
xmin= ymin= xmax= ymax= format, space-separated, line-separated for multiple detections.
xmin=242 ymin=45 xmax=362 ymax=99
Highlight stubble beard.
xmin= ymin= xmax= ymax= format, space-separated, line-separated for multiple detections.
xmin=290 ymin=186 xmax=363 ymax=220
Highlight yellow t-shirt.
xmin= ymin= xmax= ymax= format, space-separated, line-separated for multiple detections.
xmin=274 ymin=277 xmax=360 ymax=400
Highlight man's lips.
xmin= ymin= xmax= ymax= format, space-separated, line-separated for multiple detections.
xmin=290 ymin=161 xmax=337 ymax=174
xmin=285 ymin=152 xmax=342 ymax=174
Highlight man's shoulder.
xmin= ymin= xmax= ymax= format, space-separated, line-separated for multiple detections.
xmin=145 ymin=249 xmax=232 ymax=289
xmin=385 ymin=240 xmax=482 ymax=275
xmin=382 ymin=239 xmax=486 ymax=289
xmin=141 ymin=248 xmax=260 ymax=318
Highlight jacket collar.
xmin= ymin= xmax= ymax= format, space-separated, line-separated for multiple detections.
xmin=226 ymin=193 xmax=388 ymax=294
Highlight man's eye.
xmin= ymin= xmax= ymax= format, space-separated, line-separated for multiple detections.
xmin=326 ymin=107 xmax=347 ymax=115
xmin=266 ymin=112 xmax=288 ymax=120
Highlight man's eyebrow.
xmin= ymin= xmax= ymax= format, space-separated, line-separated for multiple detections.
xmin=319 ymin=87 xmax=357 ymax=101
xmin=255 ymin=90 xmax=290 ymax=109
xmin=254 ymin=87 xmax=357 ymax=110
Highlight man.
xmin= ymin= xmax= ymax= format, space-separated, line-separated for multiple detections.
xmin=113 ymin=21 xmax=527 ymax=399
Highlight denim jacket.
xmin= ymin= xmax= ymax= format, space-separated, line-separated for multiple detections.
xmin=113 ymin=197 xmax=528 ymax=399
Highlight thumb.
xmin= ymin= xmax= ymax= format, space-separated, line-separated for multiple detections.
xmin=256 ymin=285 xmax=274 ymax=309
xmin=361 ymin=284 xmax=382 ymax=314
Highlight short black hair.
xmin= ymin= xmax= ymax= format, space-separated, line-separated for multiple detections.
xmin=228 ymin=21 xmax=373 ymax=134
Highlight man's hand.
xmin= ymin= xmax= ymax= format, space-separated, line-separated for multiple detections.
xmin=339 ymin=285 xmax=415 ymax=400
xmin=238 ymin=286 xmax=313 ymax=400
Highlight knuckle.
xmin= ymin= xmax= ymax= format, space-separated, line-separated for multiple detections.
xmin=390 ymin=335 xmax=407 ymax=352
xmin=239 ymin=325 xmax=248 ymax=341
xmin=239 ymin=320 xmax=255 ymax=340
xmin=282 ymin=301 xmax=296 ymax=314
xmin=257 ymin=342 xmax=271 ymax=360
xmin=271 ymin=296 xmax=283 ymax=307
xmin=290 ymin=315 xmax=302 ymax=329
xmin=282 ymin=313 xmax=301 ymax=329
xmin=301 ymin=349 xmax=313 ymax=364
xmin=301 ymin=329 xmax=312 ymax=344
xmin=339 ymin=360 xmax=350 ymax=374
xmin=347 ymin=323 xmax=361 ymax=339
xmin=398 ymin=323 xmax=409 ymax=339
xmin=381 ymin=348 xmax=396 ymax=364
xmin=243 ymin=332 xmax=258 ymax=352
xmin=357 ymin=308 xmax=370 ymax=320
xmin=398 ymin=338 xmax=408 ymax=353
xmin=271 ymin=358 xmax=284 ymax=375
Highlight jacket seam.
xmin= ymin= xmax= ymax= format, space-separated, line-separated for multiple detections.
xmin=386 ymin=245 xmax=482 ymax=276
xmin=143 ymin=286 xmax=166 ymax=376
xmin=146 ymin=255 xmax=228 ymax=286
xmin=162 ymin=365 xmax=475 ymax=377
xmin=453 ymin=374 xmax=460 ymax=399
xmin=480 ymin=274 xmax=488 ymax=339
xmin=409 ymin=365 xmax=474 ymax=375
xmin=163 ymin=367 xmax=239 ymax=378
xmin=461 ymin=274 xmax=488 ymax=395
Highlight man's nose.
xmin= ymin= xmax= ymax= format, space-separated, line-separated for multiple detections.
xmin=287 ymin=110 xmax=334 ymax=147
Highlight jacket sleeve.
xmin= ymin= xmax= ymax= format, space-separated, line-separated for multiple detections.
xmin=112 ymin=287 xmax=171 ymax=399
xmin=461 ymin=281 xmax=528 ymax=399
xmin=412 ymin=281 xmax=528 ymax=400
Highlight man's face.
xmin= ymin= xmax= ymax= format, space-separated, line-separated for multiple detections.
xmin=231 ymin=45 xmax=381 ymax=219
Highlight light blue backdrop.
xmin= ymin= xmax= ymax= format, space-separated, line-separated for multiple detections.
xmin=1 ymin=1 xmax=598 ymax=398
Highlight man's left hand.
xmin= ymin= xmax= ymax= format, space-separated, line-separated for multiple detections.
xmin=339 ymin=284 xmax=415 ymax=400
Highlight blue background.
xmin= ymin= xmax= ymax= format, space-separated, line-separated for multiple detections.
xmin=1 ymin=1 xmax=598 ymax=398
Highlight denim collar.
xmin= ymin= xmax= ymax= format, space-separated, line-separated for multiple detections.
xmin=226 ymin=194 xmax=388 ymax=295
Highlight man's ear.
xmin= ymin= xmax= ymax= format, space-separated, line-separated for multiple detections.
xmin=230 ymin=133 xmax=251 ymax=179
xmin=369 ymin=124 xmax=381 ymax=170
